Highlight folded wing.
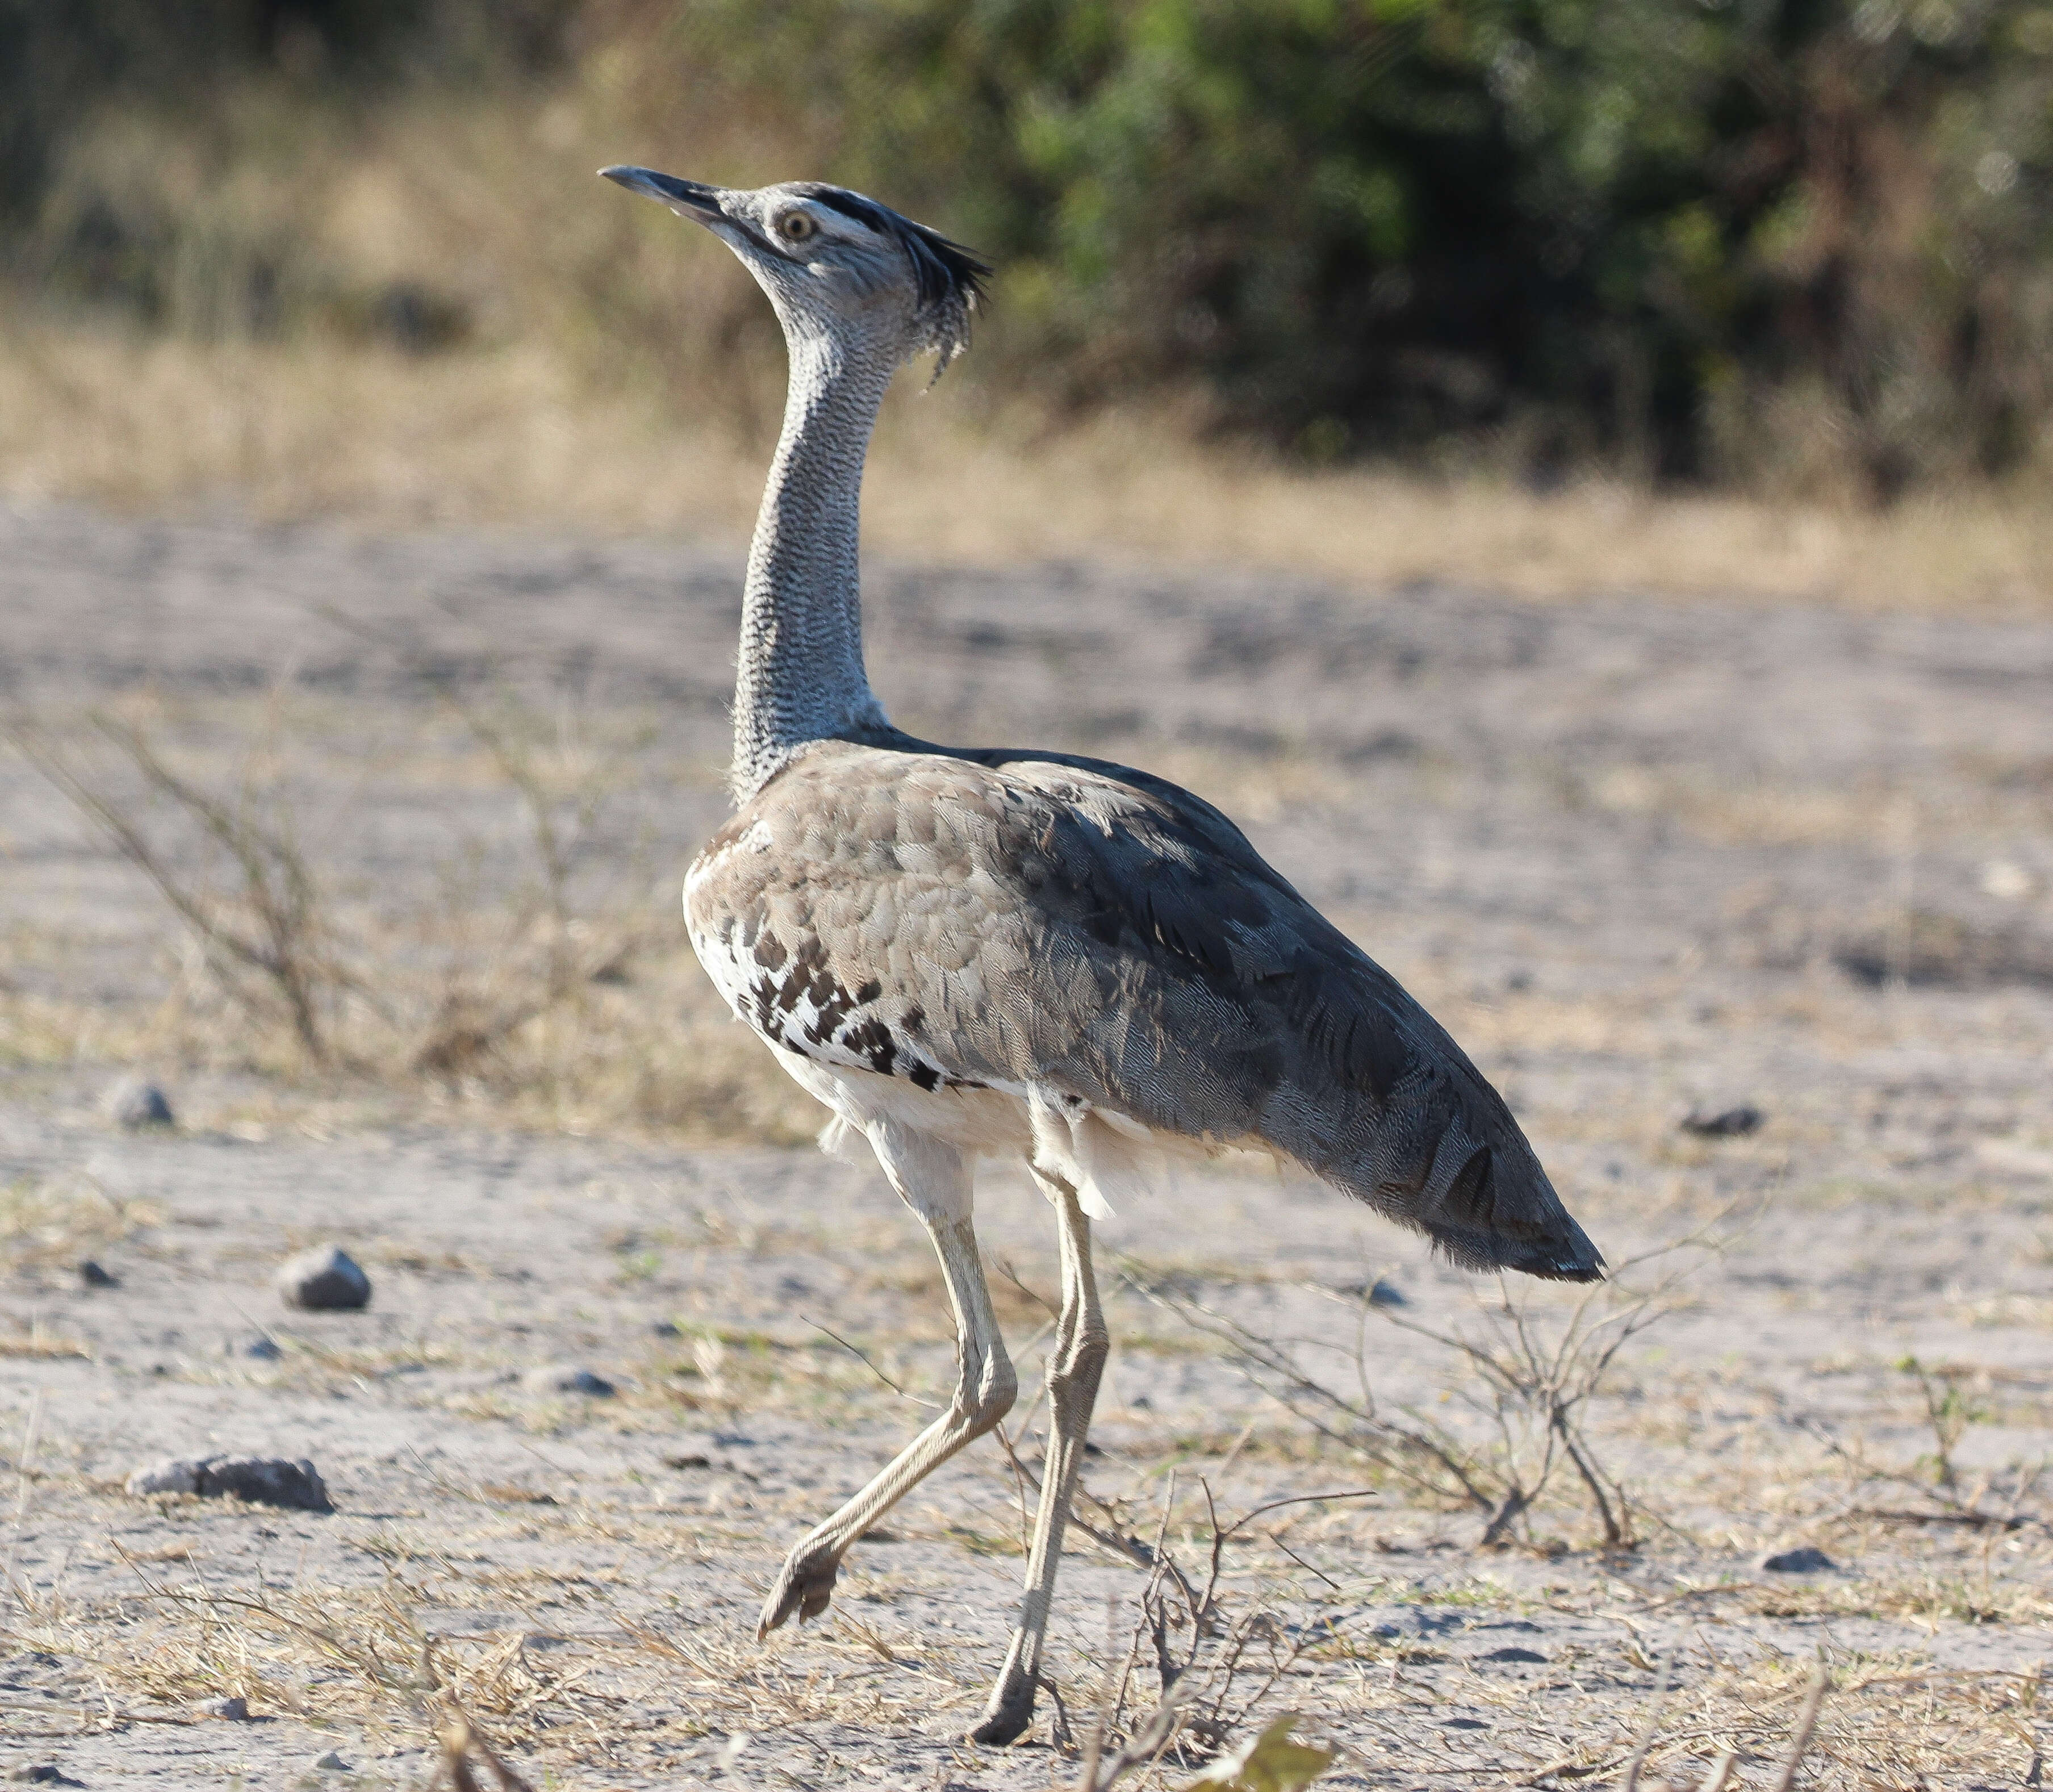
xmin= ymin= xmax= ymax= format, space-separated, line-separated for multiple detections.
xmin=688 ymin=740 xmax=1602 ymax=1281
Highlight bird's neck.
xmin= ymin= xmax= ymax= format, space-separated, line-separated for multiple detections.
xmin=731 ymin=326 xmax=896 ymax=801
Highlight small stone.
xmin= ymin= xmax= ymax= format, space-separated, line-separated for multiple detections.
xmin=77 ymin=1260 xmax=119 ymax=1290
xmin=524 ymin=1365 xmax=615 ymax=1397
xmin=276 ymin=1246 xmax=371 ymax=1313
xmin=106 ymin=1079 xmax=174 ymax=1130
xmin=11 ymin=1769 xmax=84 ymax=1786
xmin=1762 ymin=1545 xmax=1835 ymax=1574
xmin=127 ymin=1454 xmax=332 ymax=1513
xmin=1481 ymin=1645 xmax=1548 ymax=1663
xmin=202 ymin=1694 xmax=250 ymax=1720
xmin=311 ymin=1751 xmax=349 ymax=1772
xmin=239 ymin=1334 xmax=284 ymax=1361
xmin=1680 ymin=1104 xmax=1764 ymax=1138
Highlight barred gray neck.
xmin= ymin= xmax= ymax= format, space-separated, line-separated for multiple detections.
xmin=730 ymin=323 xmax=897 ymax=802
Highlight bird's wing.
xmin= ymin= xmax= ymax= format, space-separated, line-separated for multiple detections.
xmin=687 ymin=740 xmax=1600 ymax=1280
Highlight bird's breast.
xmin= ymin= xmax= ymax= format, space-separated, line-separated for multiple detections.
xmin=685 ymin=841 xmax=968 ymax=1097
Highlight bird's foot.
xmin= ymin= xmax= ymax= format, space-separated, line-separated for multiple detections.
xmin=968 ymin=1674 xmax=1037 ymax=1747
xmin=756 ymin=1544 xmax=839 ymax=1639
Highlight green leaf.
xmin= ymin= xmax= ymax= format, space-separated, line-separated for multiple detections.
xmin=1185 ymin=1714 xmax=1336 ymax=1792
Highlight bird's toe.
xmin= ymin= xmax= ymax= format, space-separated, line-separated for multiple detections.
xmin=969 ymin=1681 xmax=1037 ymax=1747
xmin=756 ymin=1549 xmax=839 ymax=1638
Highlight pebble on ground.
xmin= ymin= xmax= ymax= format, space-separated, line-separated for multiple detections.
xmin=1761 ymin=1545 xmax=1836 ymax=1573
xmin=105 ymin=1077 xmax=174 ymax=1130
xmin=276 ymin=1244 xmax=371 ymax=1311
xmin=126 ymin=1455 xmax=333 ymax=1513
xmin=523 ymin=1365 xmax=617 ymax=1397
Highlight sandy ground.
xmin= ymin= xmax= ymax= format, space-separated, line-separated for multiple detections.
xmin=1 ymin=502 xmax=2050 ymax=1789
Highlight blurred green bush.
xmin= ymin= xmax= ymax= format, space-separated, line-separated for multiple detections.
xmin=9 ymin=0 xmax=2053 ymax=498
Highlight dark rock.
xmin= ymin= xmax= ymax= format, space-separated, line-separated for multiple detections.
xmin=77 ymin=1260 xmax=119 ymax=1290
xmin=12 ymin=1767 xmax=85 ymax=1786
xmin=1680 ymin=1104 xmax=1764 ymax=1138
xmin=524 ymin=1365 xmax=614 ymax=1397
xmin=1481 ymin=1646 xmax=1548 ymax=1663
xmin=310 ymin=1751 xmax=350 ymax=1773
xmin=1762 ymin=1545 xmax=1835 ymax=1573
xmin=127 ymin=1455 xmax=332 ymax=1513
xmin=276 ymin=1246 xmax=371 ymax=1312
xmin=106 ymin=1079 xmax=173 ymax=1130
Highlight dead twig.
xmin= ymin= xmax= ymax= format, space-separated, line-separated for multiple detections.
xmin=1764 ymin=1665 xmax=1829 ymax=1792
xmin=1619 ymin=1642 xmax=1678 ymax=1792
xmin=6 ymin=709 xmax=350 ymax=1061
xmin=437 ymin=1702 xmax=535 ymax=1792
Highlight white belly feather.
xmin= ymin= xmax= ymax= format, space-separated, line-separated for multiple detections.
xmin=684 ymin=864 xmax=1188 ymax=1220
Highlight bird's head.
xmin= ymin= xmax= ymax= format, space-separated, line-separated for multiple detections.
xmin=601 ymin=168 xmax=989 ymax=373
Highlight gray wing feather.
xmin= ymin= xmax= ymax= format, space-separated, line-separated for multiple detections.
xmin=688 ymin=740 xmax=1601 ymax=1281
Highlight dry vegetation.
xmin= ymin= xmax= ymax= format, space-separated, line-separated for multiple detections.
xmin=8 ymin=67 xmax=2053 ymax=617
xmin=1 ymin=684 xmax=816 ymax=1146
xmin=2 ymin=1229 xmax=2044 ymax=1787
xmin=17 ymin=313 xmax=2053 ymax=615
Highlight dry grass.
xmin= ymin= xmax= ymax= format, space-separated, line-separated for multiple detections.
xmin=0 ymin=1138 xmax=2042 ymax=1786
xmin=1128 ymin=1230 xmax=1732 ymax=1552
xmin=8 ymin=63 xmax=2053 ymax=616
xmin=0 ymin=1174 xmax=162 ymax=1277
xmin=0 ymin=1321 xmax=91 ymax=1362
xmin=0 ymin=1459 xmax=2037 ymax=1787
xmin=1 ymin=688 xmax=817 ymax=1146
xmin=15 ymin=317 xmax=2053 ymax=615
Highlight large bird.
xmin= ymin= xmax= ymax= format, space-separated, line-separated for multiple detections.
xmin=600 ymin=165 xmax=1602 ymax=1747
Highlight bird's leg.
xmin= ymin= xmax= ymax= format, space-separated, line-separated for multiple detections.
xmin=758 ymin=1129 xmax=1015 ymax=1639
xmin=972 ymin=1171 xmax=1108 ymax=1746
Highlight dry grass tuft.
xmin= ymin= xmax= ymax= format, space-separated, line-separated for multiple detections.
xmin=0 ymin=1320 xmax=91 ymax=1361
xmin=2 ymin=690 xmax=816 ymax=1146
xmin=1126 ymin=1223 xmax=1727 ymax=1551
xmin=432 ymin=1707 xmax=536 ymax=1792
xmin=0 ymin=1174 xmax=161 ymax=1276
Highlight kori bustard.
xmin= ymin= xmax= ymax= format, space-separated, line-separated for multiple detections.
xmin=601 ymin=165 xmax=1603 ymax=1747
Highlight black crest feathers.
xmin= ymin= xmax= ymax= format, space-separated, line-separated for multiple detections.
xmin=798 ymin=183 xmax=990 ymax=369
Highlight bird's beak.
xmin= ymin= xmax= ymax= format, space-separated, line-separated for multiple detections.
xmin=599 ymin=166 xmax=725 ymax=224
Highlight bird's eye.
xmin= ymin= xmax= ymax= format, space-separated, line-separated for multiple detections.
xmin=779 ymin=212 xmax=817 ymax=242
